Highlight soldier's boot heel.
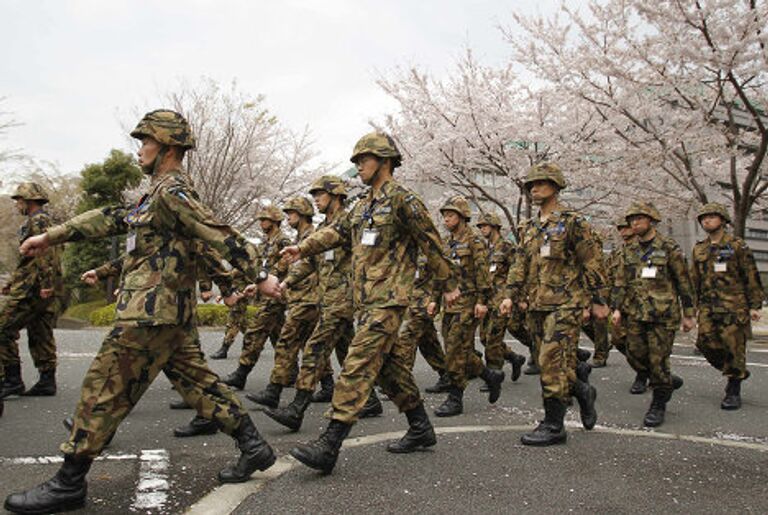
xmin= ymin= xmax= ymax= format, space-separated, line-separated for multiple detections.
xmin=210 ymin=344 xmax=230 ymax=360
xmin=629 ymin=372 xmax=649 ymax=394
xmin=508 ymin=354 xmax=526 ymax=382
xmin=643 ymin=389 xmax=671 ymax=427
xmin=263 ymin=390 xmax=312 ymax=432
xmin=424 ymin=373 xmax=451 ymax=393
xmin=222 ymin=364 xmax=253 ymax=391
xmin=4 ymin=455 xmax=92 ymax=514
xmin=434 ymin=386 xmax=463 ymax=417
xmin=572 ymin=380 xmax=598 ymax=430
xmin=480 ymin=367 xmax=505 ymax=404
xmin=218 ymin=416 xmax=276 ymax=483
xmin=521 ymin=398 xmax=567 ymax=446
xmin=671 ymin=374 xmax=684 ymax=390
xmin=358 ymin=389 xmax=383 ymax=418
xmin=289 ymin=420 xmax=352 ymax=474
xmin=246 ymin=383 xmax=283 ymax=409
xmin=0 ymin=364 xmax=25 ymax=399
xmin=169 ymin=399 xmax=192 ymax=410
xmin=311 ymin=375 xmax=334 ymax=403
xmin=576 ymin=348 xmax=591 ymax=362
xmin=523 ymin=358 xmax=541 ymax=376
xmin=721 ymin=377 xmax=743 ymax=410
xmin=21 ymin=370 xmax=56 ymax=397
xmin=174 ymin=415 xmax=218 ymax=438
xmin=386 ymin=403 xmax=436 ymax=454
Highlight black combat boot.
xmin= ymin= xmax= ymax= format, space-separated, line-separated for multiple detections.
xmin=523 ymin=355 xmax=541 ymax=375
xmin=246 ymin=383 xmax=283 ymax=409
xmin=720 ymin=376 xmax=743 ymax=410
xmin=311 ymin=375 xmax=334 ymax=402
xmin=4 ymin=454 xmax=92 ymax=514
xmin=263 ymin=389 xmax=313 ymax=431
xmin=222 ymin=364 xmax=253 ymax=391
xmin=572 ymin=380 xmax=598 ymax=430
xmin=290 ymin=419 xmax=352 ymax=474
xmin=174 ymin=415 xmax=218 ymax=437
xmin=520 ymin=398 xmax=567 ymax=446
xmin=218 ymin=416 xmax=276 ymax=483
xmin=480 ymin=367 xmax=505 ymax=404
xmin=576 ymin=348 xmax=591 ymax=362
xmin=424 ymin=372 xmax=451 ymax=393
xmin=0 ymin=364 xmax=25 ymax=399
xmin=209 ymin=343 xmax=229 ymax=360
xmin=507 ymin=353 xmax=526 ymax=382
xmin=671 ymin=374 xmax=684 ymax=390
xmin=643 ymin=388 xmax=672 ymax=427
xmin=576 ymin=361 xmax=592 ymax=383
xmin=434 ymin=386 xmax=463 ymax=417
xmin=21 ymin=369 xmax=56 ymax=397
xmin=386 ymin=403 xmax=437 ymax=454
xmin=169 ymin=398 xmax=192 ymax=410
xmin=629 ymin=371 xmax=649 ymax=394
xmin=358 ymin=389 xmax=383 ymax=418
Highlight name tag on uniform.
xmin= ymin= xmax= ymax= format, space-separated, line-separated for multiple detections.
xmin=262 ymin=259 xmax=268 ymax=267
xmin=324 ymin=250 xmax=335 ymax=261
xmin=361 ymin=229 xmax=378 ymax=246
xmin=715 ymin=262 xmax=727 ymax=273
xmin=415 ymin=270 xmax=421 ymax=279
xmin=126 ymin=233 xmax=137 ymax=254
xmin=540 ymin=244 xmax=551 ymax=257
xmin=489 ymin=264 xmax=497 ymax=272
xmin=641 ymin=266 xmax=657 ymax=278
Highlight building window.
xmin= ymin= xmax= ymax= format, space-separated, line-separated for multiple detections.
xmin=746 ymin=227 xmax=768 ymax=240
xmin=752 ymin=250 xmax=768 ymax=262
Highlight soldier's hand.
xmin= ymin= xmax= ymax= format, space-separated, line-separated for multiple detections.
xmin=591 ymin=303 xmax=610 ymax=320
xmin=20 ymin=233 xmax=50 ymax=257
xmin=444 ymin=287 xmax=461 ymax=308
xmin=200 ymin=291 xmax=214 ymax=302
xmin=611 ymin=310 xmax=622 ymax=327
xmin=242 ymin=284 xmax=257 ymax=297
xmin=80 ymin=270 xmax=99 ymax=286
xmin=216 ymin=295 xmax=223 ymax=303
xmin=500 ymin=298 xmax=513 ymax=316
xmin=40 ymin=288 xmax=53 ymax=299
xmin=427 ymin=302 xmax=438 ymax=318
xmin=1 ymin=284 xmax=10 ymax=296
xmin=518 ymin=301 xmax=528 ymax=312
xmin=280 ymin=245 xmax=302 ymax=264
xmin=582 ymin=308 xmax=591 ymax=323
xmin=681 ymin=316 xmax=695 ymax=333
xmin=751 ymin=309 xmax=762 ymax=322
xmin=222 ymin=292 xmax=242 ymax=307
xmin=474 ymin=304 xmax=488 ymax=319
xmin=257 ymin=274 xmax=282 ymax=298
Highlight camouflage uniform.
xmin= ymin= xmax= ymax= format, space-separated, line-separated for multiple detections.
xmin=0 ymin=183 xmax=63 ymax=398
xmin=221 ymin=301 xmax=248 ymax=350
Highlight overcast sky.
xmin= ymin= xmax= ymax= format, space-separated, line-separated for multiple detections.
xmin=0 ymin=0 xmax=558 ymax=182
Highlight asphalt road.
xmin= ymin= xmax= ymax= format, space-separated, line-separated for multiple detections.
xmin=1 ymin=328 xmax=767 ymax=514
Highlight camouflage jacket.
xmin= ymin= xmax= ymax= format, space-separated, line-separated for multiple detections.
xmin=605 ymin=244 xmax=629 ymax=307
xmin=486 ymin=235 xmax=515 ymax=310
xmin=286 ymin=208 xmax=352 ymax=315
xmin=6 ymin=210 xmax=63 ymax=301
xmin=612 ymin=233 xmax=695 ymax=325
xmin=439 ymin=224 xmax=491 ymax=314
xmin=506 ymin=208 xmax=608 ymax=312
xmin=408 ymin=253 xmax=441 ymax=311
xmin=297 ymin=179 xmax=457 ymax=310
xmin=691 ymin=232 xmax=764 ymax=316
xmin=284 ymin=223 xmax=319 ymax=306
xmin=233 ymin=228 xmax=291 ymax=305
xmin=46 ymin=169 xmax=264 ymax=327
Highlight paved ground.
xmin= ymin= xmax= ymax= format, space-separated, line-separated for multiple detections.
xmin=1 ymin=328 xmax=767 ymax=514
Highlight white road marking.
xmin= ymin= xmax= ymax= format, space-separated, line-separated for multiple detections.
xmin=132 ymin=449 xmax=170 ymax=511
xmin=0 ymin=452 xmax=139 ymax=465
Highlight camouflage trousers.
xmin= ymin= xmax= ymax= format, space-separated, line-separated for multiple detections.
xmin=625 ymin=319 xmax=674 ymax=390
xmin=399 ymin=306 xmax=446 ymax=374
xmin=508 ymin=307 xmax=534 ymax=362
xmin=480 ymin=309 xmax=521 ymax=370
xmin=62 ymin=323 xmax=245 ymax=458
xmin=609 ymin=320 xmax=628 ymax=356
xmin=442 ymin=310 xmax=484 ymax=390
xmin=331 ymin=307 xmax=421 ymax=424
xmin=528 ymin=309 xmax=581 ymax=401
xmin=0 ymin=296 xmax=59 ymax=373
xmin=695 ymin=310 xmax=750 ymax=380
xmin=295 ymin=306 xmax=354 ymax=392
xmin=269 ymin=303 xmax=320 ymax=386
xmin=222 ymin=299 xmax=249 ymax=349
xmin=238 ymin=301 xmax=286 ymax=367
xmin=583 ymin=317 xmax=610 ymax=362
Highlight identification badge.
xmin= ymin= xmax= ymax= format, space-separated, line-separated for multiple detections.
xmin=361 ymin=229 xmax=378 ymax=246
xmin=715 ymin=262 xmax=727 ymax=273
xmin=262 ymin=259 xmax=268 ymax=267
xmin=489 ymin=264 xmax=497 ymax=272
xmin=126 ymin=233 xmax=137 ymax=254
xmin=540 ymin=244 xmax=551 ymax=257
xmin=324 ymin=250 xmax=335 ymax=261
xmin=641 ymin=266 xmax=657 ymax=278
xmin=415 ymin=270 xmax=421 ymax=279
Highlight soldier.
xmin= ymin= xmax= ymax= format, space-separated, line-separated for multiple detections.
xmin=263 ymin=176 xmax=360 ymax=431
xmin=245 ymin=197 xmax=320 ymax=409
xmin=502 ymin=163 xmax=607 ymax=446
xmin=476 ymin=212 xmax=526 ymax=383
xmin=4 ymin=110 xmax=282 ymax=514
xmin=281 ymin=132 xmax=460 ymax=474
xmin=209 ymin=287 xmax=249 ymax=360
xmin=691 ymin=203 xmax=763 ymax=410
xmin=0 ymin=182 xmax=63 ymax=400
xmin=221 ymin=206 xmax=291 ymax=390
xmin=611 ymin=201 xmax=694 ymax=427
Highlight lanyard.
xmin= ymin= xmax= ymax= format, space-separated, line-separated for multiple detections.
xmin=361 ymin=198 xmax=378 ymax=227
xmin=124 ymin=195 xmax=150 ymax=225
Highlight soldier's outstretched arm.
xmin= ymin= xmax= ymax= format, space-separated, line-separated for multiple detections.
xmin=667 ymin=242 xmax=696 ymax=319
xmin=195 ymin=241 xmax=234 ymax=296
xmin=738 ymin=243 xmax=765 ymax=310
xmin=572 ymin=218 xmax=609 ymax=306
xmin=284 ymin=252 xmax=316 ymax=290
xmin=295 ymin=216 xmax=349 ymax=260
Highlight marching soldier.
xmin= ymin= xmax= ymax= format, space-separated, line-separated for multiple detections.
xmin=0 ymin=182 xmax=63 ymax=399
xmin=503 ymin=163 xmax=607 ymax=446
xmin=209 ymin=289 xmax=249 ymax=360
xmin=691 ymin=203 xmax=763 ymax=410
xmin=612 ymin=201 xmax=694 ymax=427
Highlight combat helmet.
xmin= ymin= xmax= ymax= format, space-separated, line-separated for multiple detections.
xmin=11 ymin=182 xmax=49 ymax=205
xmin=283 ymin=196 xmax=315 ymax=217
xmin=350 ymin=132 xmax=402 ymax=168
xmin=440 ymin=195 xmax=472 ymax=221
xmin=614 ymin=214 xmax=630 ymax=229
xmin=625 ymin=201 xmax=662 ymax=223
xmin=524 ymin=163 xmax=567 ymax=190
xmin=697 ymin=202 xmax=730 ymax=224
xmin=476 ymin=212 xmax=502 ymax=228
xmin=130 ymin=109 xmax=196 ymax=149
xmin=309 ymin=175 xmax=348 ymax=198
xmin=256 ymin=206 xmax=284 ymax=223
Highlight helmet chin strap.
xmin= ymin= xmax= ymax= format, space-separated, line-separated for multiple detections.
xmin=143 ymin=146 xmax=168 ymax=176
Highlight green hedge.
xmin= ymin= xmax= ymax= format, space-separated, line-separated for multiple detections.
xmin=89 ymin=303 xmax=259 ymax=326
xmin=63 ymin=299 xmax=110 ymax=321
